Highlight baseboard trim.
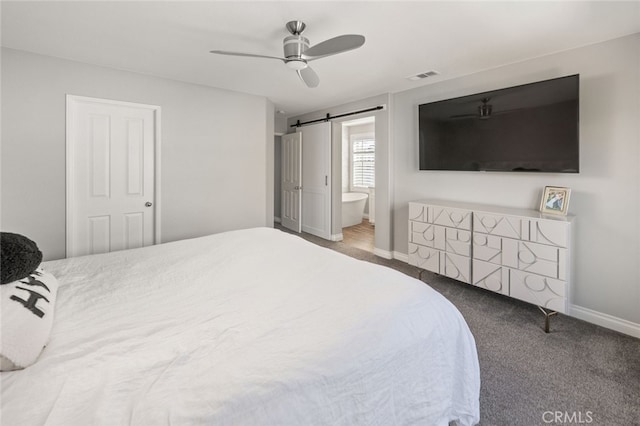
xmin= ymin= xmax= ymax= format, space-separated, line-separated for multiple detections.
xmin=569 ymin=304 xmax=640 ymax=338
xmin=274 ymin=216 xmax=282 ymax=223
xmin=373 ymin=248 xmax=393 ymax=259
xmin=331 ymin=233 xmax=343 ymax=242
xmin=392 ymin=252 xmax=639 ymax=338
xmin=393 ymin=251 xmax=409 ymax=263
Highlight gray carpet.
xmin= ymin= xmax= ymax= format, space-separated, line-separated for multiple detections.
xmin=275 ymin=225 xmax=640 ymax=426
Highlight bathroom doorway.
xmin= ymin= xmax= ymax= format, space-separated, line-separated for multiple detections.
xmin=341 ymin=116 xmax=375 ymax=252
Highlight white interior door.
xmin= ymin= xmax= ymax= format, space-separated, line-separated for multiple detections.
xmin=66 ymin=96 xmax=160 ymax=257
xmin=299 ymin=122 xmax=332 ymax=239
xmin=281 ymin=132 xmax=302 ymax=232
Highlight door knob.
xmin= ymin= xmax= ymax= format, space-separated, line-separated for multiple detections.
xmin=145 ymin=202 xmax=153 ymax=207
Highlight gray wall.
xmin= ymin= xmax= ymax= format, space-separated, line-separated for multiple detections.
xmin=275 ymin=114 xmax=288 ymax=135
xmin=392 ymin=34 xmax=640 ymax=327
xmin=1 ymin=48 xmax=272 ymax=260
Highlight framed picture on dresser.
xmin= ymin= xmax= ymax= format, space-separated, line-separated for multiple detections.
xmin=540 ymin=186 xmax=571 ymax=215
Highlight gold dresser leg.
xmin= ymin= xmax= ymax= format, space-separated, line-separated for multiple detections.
xmin=538 ymin=306 xmax=558 ymax=333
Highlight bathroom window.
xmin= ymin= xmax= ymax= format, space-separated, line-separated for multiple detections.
xmin=351 ymin=134 xmax=375 ymax=189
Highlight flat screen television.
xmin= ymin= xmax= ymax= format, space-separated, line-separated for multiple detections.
xmin=418 ymin=74 xmax=579 ymax=172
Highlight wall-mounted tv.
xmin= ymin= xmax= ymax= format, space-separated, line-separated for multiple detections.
xmin=418 ymin=74 xmax=579 ymax=173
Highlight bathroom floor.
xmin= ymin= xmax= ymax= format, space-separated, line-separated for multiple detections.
xmin=342 ymin=219 xmax=375 ymax=252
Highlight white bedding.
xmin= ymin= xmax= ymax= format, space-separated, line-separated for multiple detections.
xmin=1 ymin=227 xmax=480 ymax=425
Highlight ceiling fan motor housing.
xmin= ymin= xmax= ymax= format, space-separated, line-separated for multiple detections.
xmin=283 ymin=35 xmax=309 ymax=69
xmin=478 ymin=103 xmax=492 ymax=118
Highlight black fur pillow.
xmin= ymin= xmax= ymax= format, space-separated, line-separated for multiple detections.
xmin=0 ymin=233 xmax=43 ymax=284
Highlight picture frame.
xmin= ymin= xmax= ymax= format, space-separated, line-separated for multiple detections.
xmin=540 ymin=186 xmax=571 ymax=215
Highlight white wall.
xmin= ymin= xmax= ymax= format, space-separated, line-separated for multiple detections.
xmin=392 ymin=34 xmax=640 ymax=330
xmin=1 ymin=48 xmax=272 ymax=260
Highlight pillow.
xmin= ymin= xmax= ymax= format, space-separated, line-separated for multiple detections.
xmin=0 ymin=268 xmax=59 ymax=371
xmin=1 ymin=232 xmax=43 ymax=284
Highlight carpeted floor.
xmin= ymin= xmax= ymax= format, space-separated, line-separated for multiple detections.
xmin=275 ymin=224 xmax=640 ymax=426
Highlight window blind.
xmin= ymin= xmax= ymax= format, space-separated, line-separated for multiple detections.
xmin=352 ymin=138 xmax=375 ymax=188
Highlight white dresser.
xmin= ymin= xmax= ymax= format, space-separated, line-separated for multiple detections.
xmin=409 ymin=200 xmax=573 ymax=314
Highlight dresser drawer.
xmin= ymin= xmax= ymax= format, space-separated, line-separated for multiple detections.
xmin=410 ymin=221 xmax=445 ymax=250
xmin=529 ymin=219 xmax=569 ymax=248
xmin=445 ymin=228 xmax=471 ymax=257
xmin=474 ymin=212 xmax=569 ymax=248
xmin=409 ymin=203 xmax=428 ymax=223
xmin=432 ymin=206 xmax=472 ymax=230
xmin=441 ymin=252 xmax=471 ymax=284
xmin=408 ymin=243 xmax=439 ymax=273
xmin=409 ymin=203 xmax=471 ymax=230
xmin=472 ymin=260 xmax=509 ymax=295
xmin=474 ymin=213 xmax=526 ymax=239
xmin=473 ymin=233 xmax=518 ymax=267
xmin=474 ymin=234 xmax=565 ymax=279
xmin=517 ymin=241 xmax=566 ymax=280
xmin=510 ymin=270 xmax=567 ymax=313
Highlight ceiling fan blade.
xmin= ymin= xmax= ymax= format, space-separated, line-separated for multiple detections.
xmin=303 ymin=34 xmax=365 ymax=59
xmin=450 ymin=113 xmax=476 ymax=118
xmin=494 ymin=107 xmax=527 ymax=115
xmin=210 ymin=50 xmax=285 ymax=62
xmin=450 ymin=108 xmax=524 ymax=119
xmin=297 ymin=66 xmax=319 ymax=88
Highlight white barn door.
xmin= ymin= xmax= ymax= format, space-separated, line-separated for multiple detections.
xmin=281 ymin=132 xmax=302 ymax=232
xmin=299 ymin=122 xmax=332 ymax=239
xmin=66 ymin=96 xmax=160 ymax=257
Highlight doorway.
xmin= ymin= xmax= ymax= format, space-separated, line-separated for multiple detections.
xmin=340 ymin=116 xmax=375 ymax=252
xmin=279 ymin=122 xmax=332 ymax=240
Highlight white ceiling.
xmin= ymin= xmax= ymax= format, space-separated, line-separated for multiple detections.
xmin=2 ymin=1 xmax=639 ymax=116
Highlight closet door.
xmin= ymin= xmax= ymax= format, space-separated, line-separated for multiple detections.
xmin=281 ymin=132 xmax=302 ymax=233
xmin=66 ymin=96 xmax=160 ymax=257
xmin=298 ymin=122 xmax=332 ymax=240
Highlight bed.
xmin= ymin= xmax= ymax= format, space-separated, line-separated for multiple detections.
xmin=1 ymin=227 xmax=480 ymax=425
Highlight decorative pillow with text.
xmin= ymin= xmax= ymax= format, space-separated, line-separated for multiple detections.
xmin=0 ymin=268 xmax=59 ymax=371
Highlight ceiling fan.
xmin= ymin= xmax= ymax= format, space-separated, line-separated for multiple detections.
xmin=210 ymin=21 xmax=365 ymax=88
xmin=450 ymin=98 xmax=495 ymax=120
xmin=450 ymin=97 xmax=523 ymax=120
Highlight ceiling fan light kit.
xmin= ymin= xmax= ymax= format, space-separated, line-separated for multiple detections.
xmin=285 ymin=60 xmax=308 ymax=71
xmin=210 ymin=20 xmax=365 ymax=88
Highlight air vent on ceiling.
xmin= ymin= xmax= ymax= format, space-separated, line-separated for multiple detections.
xmin=407 ymin=70 xmax=439 ymax=81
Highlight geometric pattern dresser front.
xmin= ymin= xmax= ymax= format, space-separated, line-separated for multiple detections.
xmin=409 ymin=200 xmax=573 ymax=313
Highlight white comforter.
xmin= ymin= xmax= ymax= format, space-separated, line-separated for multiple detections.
xmin=1 ymin=227 xmax=479 ymax=425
